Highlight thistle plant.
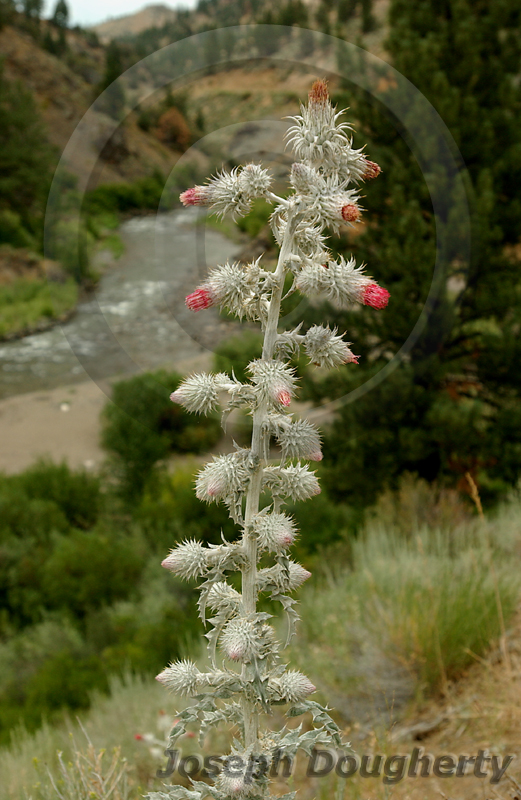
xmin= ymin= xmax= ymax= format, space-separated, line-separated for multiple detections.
xmin=148 ymin=80 xmax=389 ymax=800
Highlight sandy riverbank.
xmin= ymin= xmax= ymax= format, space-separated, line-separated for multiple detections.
xmin=0 ymin=353 xmax=212 ymax=475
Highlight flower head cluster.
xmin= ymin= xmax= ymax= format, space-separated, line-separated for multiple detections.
xmin=180 ymin=164 xmax=271 ymax=219
xmin=185 ymin=259 xmax=269 ymax=320
xmin=296 ymin=255 xmax=389 ymax=310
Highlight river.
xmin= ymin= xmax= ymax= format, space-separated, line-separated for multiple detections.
xmin=0 ymin=209 xmax=242 ymax=400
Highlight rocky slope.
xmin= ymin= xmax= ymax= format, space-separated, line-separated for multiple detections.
xmin=0 ymin=22 xmax=179 ymax=189
xmin=91 ymin=3 xmax=178 ymax=44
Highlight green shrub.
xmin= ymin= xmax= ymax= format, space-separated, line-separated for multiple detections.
xmin=41 ymin=530 xmax=145 ymax=619
xmin=0 ymin=486 xmax=69 ymax=542
xmin=13 ymin=459 xmax=102 ymax=529
xmin=84 ymin=173 xmax=165 ymax=217
xmin=212 ymin=330 xmax=263 ymax=383
xmin=101 ymin=370 xmax=221 ymax=501
xmin=236 ymin=198 xmax=273 ymax=239
xmin=136 ymin=468 xmax=237 ymax=551
xmin=0 ymin=278 xmax=78 ymax=338
xmin=0 ymin=209 xmax=35 ymax=248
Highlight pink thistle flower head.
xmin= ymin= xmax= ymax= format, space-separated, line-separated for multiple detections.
xmin=363 ymin=160 xmax=381 ymax=180
xmin=309 ymin=450 xmax=323 ymax=462
xmin=341 ymin=204 xmax=361 ymax=223
xmin=179 ymin=186 xmax=209 ymax=206
xmin=362 ymin=283 xmax=390 ymax=310
xmin=185 ymin=285 xmax=215 ymax=312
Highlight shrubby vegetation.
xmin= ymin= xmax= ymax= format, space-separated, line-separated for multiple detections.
xmin=1 ymin=475 xmax=519 ymax=798
xmin=0 ymin=458 xmax=201 ymax=744
xmin=100 ymin=369 xmax=221 ymax=502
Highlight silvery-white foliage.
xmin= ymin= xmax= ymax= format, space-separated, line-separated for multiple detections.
xmin=151 ymin=79 xmax=388 ymax=800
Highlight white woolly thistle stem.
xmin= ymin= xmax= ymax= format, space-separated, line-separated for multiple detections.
xmin=154 ymin=79 xmax=389 ymax=800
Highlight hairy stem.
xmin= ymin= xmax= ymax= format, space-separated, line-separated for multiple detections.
xmin=240 ymin=203 xmax=298 ymax=749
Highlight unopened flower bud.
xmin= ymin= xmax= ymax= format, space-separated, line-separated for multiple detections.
xmin=258 ymin=560 xmax=312 ymax=592
xmin=253 ymin=512 xmax=297 ymax=553
xmin=303 ymin=324 xmax=359 ymax=369
xmin=195 ymin=454 xmax=250 ymax=504
xmin=220 ymin=617 xmax=259 ymax=663
xmin=362 ymin=283 xmax=390 ymax=309
xmin=276 ymin=419 xmax=322 ymax=462
xmin=363 ymin=160 xmax=381 ymax=180
xmin=156 ymin=659 xmax=201 ymax=695
xmin=180 ymin=186 xmax=210 ymax=206
xmin=185 ymin=285 xmax=216 ymax=311
xmin=248 ymin=359 xmax=297 ymax=407
xmin=239 ymin=163 xmax=272 ymax=197
xmin=267 ymin=463 xmax=320 ymax=501
xmin=170 ymin=373 xmax=220 ymax=415
xmin=276 ymin=670 xmax=316 ymax=702
xmin=162 ymin=540 xmax=208 ymax=579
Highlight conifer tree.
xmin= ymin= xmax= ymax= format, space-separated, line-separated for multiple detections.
xmin=323 ymin=0 xmax=521 ymax=506
xmin=0 ymin=64 xmax=54 ymax=246
xmin=51 ymin=0 xmax=69 ymax=28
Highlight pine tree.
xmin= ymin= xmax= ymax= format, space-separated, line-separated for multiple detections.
xmin=97 ymin=40 xmax=126 ymax=119
xmin=320 ymin=0 xmax=521 ymax=506
xmin=51 ymin=0 xmax=69 ymax=28
xmin=0 ymin=64 xmax=54 ymax=246
xmin=0 ymin=0 xmax=15 ymax=30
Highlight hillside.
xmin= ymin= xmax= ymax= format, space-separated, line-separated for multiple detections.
xmin=0 ymin=21 xmax=179 ymax=188
xmin=91 ymin=3 xmax=178 ymax=43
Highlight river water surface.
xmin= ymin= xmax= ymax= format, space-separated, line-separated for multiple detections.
xmin=0 ymin=209 xmax=242 ymax=399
